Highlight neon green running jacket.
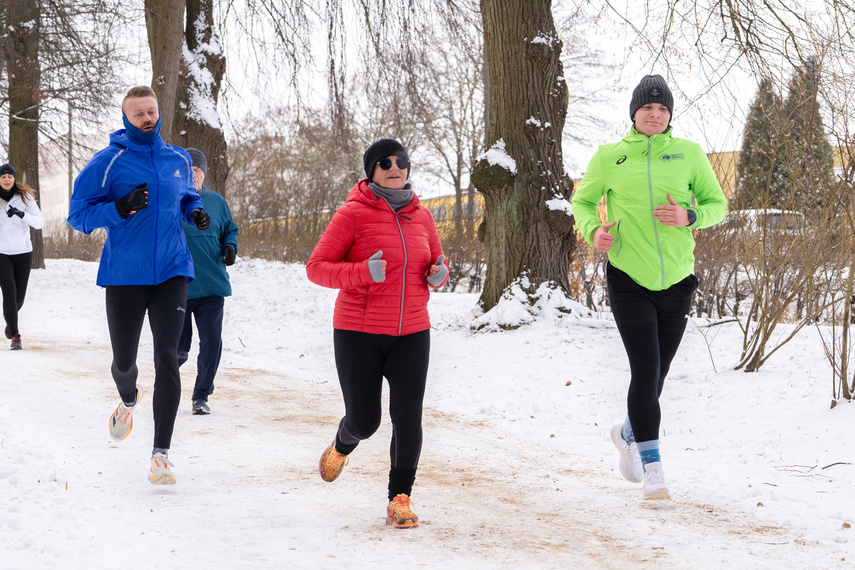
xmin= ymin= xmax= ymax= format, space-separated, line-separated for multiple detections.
xmin=572 ymin=126 xmax=727 ymax=291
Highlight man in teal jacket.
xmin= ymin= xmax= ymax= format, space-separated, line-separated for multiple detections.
xmin=572 ymin=74 xmax=726 ymax=501
xmin=178 ymin=148 xmax=239 ymax=415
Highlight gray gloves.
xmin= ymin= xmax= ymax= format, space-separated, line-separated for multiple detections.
xmin=427 ymin=255 xmax=448 ymax=287
xmin=368 ymin=251 xmax=385 ymax=283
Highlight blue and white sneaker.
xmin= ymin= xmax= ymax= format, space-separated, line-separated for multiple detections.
xmin=611 ymin=424 xmax=643 ymax=483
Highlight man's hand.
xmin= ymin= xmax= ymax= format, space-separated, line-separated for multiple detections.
xmin=115 ymin=183 xmax=148 ymax=219
xmin=593 ymin=221 xmax=618 ymax=252
xmin=191 ymin=209 xmax=210 ymax=230
xmin=653 ymin=193 xmax=689 ymax=226
xmin=222 ymin=245 xmax=236 ymax=266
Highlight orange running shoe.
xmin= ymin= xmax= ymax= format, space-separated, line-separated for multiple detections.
xmin=318 ymin=440 xmax=348 ymax=482
xmin=386 ymin=494 xmax=419 ymax=529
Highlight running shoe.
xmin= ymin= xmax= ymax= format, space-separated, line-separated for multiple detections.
xmin=149 ymin=452 xmax=177 ymax=485
xmin=386 ymin=494 xmax=419 ymax=529
xmin=108 ymin=386 xmax=142 ymax=442
xmin=318 ymin=440 xmax=348 ymax=482
xmin=610 ymin=424 xmax=643 ymax=483
xmin=642 ymin=462 xmax=671 ymax=500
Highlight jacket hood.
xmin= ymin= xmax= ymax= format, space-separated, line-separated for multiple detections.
xmin=346 ymin=178 xmax=420 ymax=211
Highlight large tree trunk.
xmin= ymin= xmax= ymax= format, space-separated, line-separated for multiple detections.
xmin=172 ymin=0 xmax=229 ymax=196
xmin=145 ymin=0 xmax=185 ymax=140
xmin=472 ymin=0 xmax=574 ymax=311
xmin=5 ymin=0 xmax=44 ymax=269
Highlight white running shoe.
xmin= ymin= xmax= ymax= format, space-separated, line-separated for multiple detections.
xmin=108 ymin=386 xmax=143 ymax=442
xmin=642 ymin=462 xmax=671 ymax=500
xmin=610 ymin=424 xmax=643 ymax=483
xmin=149 ymin=452 xmax=177 ymax=485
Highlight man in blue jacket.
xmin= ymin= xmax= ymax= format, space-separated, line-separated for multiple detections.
xmin=68 ymin=86 xmax=211 ymax=485
xmin=178 ymin=148 xmax=239 ymax=416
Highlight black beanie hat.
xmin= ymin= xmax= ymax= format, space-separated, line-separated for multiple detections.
xmin=0 ymin=163 xmax=16 ymax=178
xmin=363 ymin=139 xmax=410 ymax=182
xmin=186 ymin=148 xmax=207 ymax=176
xmin=629 ymin=74 xmax=674 ymax=122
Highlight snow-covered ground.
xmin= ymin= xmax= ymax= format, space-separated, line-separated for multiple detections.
xmin=1 ymin=258 xmax=852 ymax=568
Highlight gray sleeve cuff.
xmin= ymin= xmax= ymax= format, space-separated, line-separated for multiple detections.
xmin=368 ymin=259 xmax=386 ymax=282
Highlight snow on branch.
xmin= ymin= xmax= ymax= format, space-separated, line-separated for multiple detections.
xmin=478 ymin=139 xmax=517 ymax=175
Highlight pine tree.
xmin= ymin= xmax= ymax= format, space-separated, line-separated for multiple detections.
xmin=734 ymin=78 xmax=785 ymax=210
xmin=780 ymin=58 xmax=834 ymax=213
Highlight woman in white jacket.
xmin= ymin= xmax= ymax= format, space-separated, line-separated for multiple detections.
xmin=0 ymin=163 xmax=44 ymax=349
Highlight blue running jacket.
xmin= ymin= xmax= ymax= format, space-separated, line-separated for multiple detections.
xmin=69 ymin=121 xmax=204 ymax=286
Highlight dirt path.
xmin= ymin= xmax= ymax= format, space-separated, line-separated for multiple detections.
xmin=5 ymin=336 xmax=849 ymax=569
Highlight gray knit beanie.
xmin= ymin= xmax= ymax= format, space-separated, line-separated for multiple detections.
xmin=629 ymin=75 xmax=674 ymax=122
xmin=186 ymin=148 xmax=207 ymax=176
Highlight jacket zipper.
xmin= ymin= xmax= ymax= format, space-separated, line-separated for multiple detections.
xmin=393 ymin=210 xmax=409 ymax=335
xmin=150 ymin=148 xmax=158 ymax=283
xmin=646 ymin=137 xmax=666 ymax=290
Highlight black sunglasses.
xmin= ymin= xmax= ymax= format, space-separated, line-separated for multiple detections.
xmin=378 ymin=157 xmax=410 ymax=171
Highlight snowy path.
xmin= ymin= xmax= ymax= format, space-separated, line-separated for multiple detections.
xmin=1 ymin=334 xmax=846 ymax=568
xmin=1 ymin=259 xmax=852 ymax=568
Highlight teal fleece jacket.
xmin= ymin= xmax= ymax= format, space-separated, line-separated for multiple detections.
xmin=183 ymin=187 xmax=239 ymax=299
xmin=572 ymin=126 xmax=727 ymax=291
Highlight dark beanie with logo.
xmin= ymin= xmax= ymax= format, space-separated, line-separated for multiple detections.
xmin=0 ymin=163 xmax=16 ymax=178
xmin=363 ymin=139 xmax=410 ymax=182
xmin=186 ymin=148 xmax=207 ymax=176
xmin=629 ymin=74 xmax=674 ymax=122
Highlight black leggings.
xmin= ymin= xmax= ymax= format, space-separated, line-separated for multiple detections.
xmin=105 ymin=276 xmax=187 ymax=450
xmin=607 ymin=264 xmax=697 ymax=444
xmin=0 ymin=252 xmax=32 ymax=336
xmin=333 ymin=328 xmax=430 ymax=499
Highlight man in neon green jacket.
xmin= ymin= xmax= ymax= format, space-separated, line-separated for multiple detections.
xmin=572 ymin=74 xmax=727 ymax=500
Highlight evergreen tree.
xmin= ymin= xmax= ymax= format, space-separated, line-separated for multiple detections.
xmin=734 ymin=78 xmax=785 ymax=210
xmin=780 ymin=58 xmax=835 ymax=213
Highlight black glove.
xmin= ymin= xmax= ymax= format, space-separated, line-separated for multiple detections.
xmin=115 ymin=183 xmax=148 ymax=219
xmin=222 ymin=245 xmax=236 ymax=266
xmin=191 ymin=209 xmax=210 ymax=230
xmin=6 ymin=205 xmax=24 ymax=219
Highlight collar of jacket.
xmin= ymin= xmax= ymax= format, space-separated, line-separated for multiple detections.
xmin=111 ymin=111 xmax=164 ymax=151
xmin=623 ymin=124 xmax=674 ymax=143
xmin=349 ymin=179 xmax=420 ymax=212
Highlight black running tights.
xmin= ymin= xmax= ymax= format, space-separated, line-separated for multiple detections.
xmin=0 ymin=252 xmax=32 ymax=336
xmin=332 ymin=329 xmax=430 ymax=500
xmin=607 ymin=264 xmax=696 ymax=444
xmin=105 ymin=276 xmax=187 ymax=450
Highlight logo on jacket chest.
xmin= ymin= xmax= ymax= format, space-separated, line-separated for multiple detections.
xmin=659 ymin=154 xmax=685 ymax=161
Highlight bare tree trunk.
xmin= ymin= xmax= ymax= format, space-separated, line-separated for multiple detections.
xmin=5 ymin=0 xmax=44 ymax=269
xmin=145 ymin=0 xmax=185 ymax=141
xmin=172 ymin=0 xmax=229 ymax=195
xmin=472 ymin=0 xmax=574 ymax=311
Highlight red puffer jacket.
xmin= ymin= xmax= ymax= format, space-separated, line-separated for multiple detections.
xmin=307 ymin=180 xmax=447 ymax=336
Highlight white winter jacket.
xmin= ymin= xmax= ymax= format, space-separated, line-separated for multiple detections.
xmin=0 ymin=192 xmax=44 ymax=255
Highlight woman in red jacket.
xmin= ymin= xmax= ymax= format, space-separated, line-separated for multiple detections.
xmin=307 ymin=139 xmax=448 ymax=529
